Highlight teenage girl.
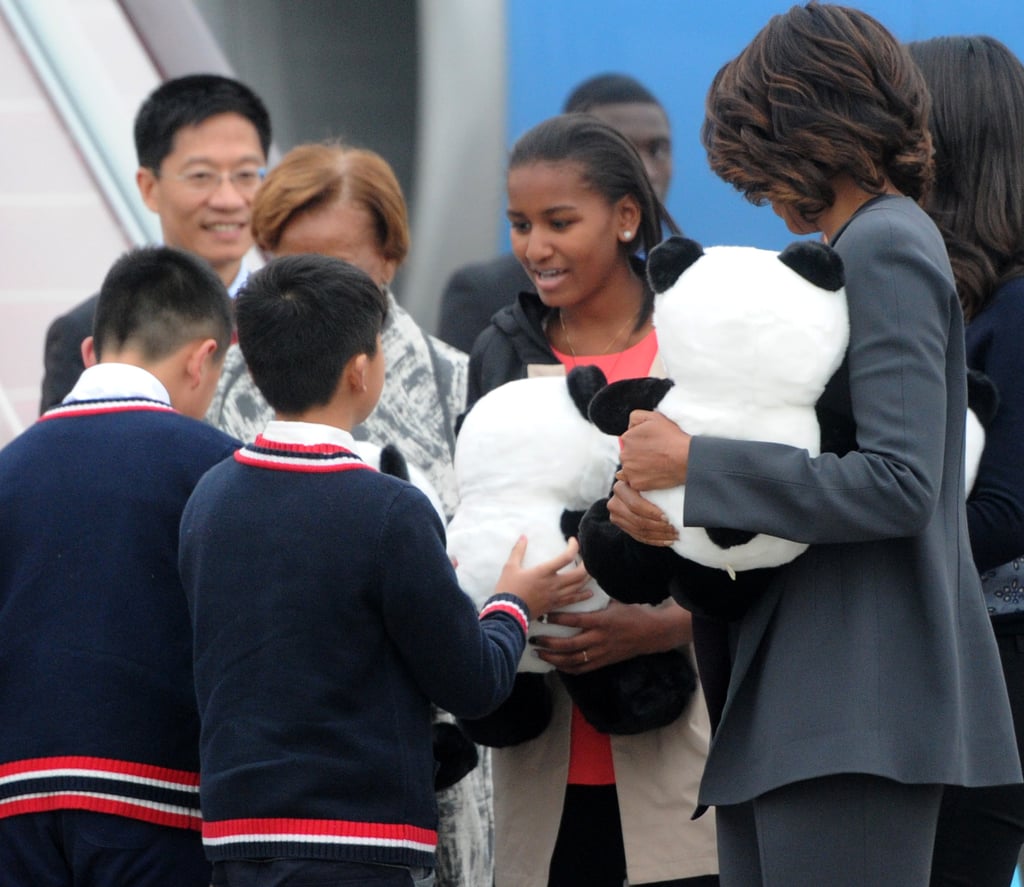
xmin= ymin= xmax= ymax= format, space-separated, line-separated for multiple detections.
xmin=467 ymin=113 xmax=719 ymax=887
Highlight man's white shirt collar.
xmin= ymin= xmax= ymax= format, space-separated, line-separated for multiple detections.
xmin=227 ymin=261 xmax=250 ymax=299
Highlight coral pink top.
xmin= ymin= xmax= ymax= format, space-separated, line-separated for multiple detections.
xmin=551 ymin=329 xmax=658 ymax=784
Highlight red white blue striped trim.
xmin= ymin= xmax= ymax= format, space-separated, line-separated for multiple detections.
xmin=235 ymin=436 xmax=375 ymax=474
xmin=39 ymin=398 xmax=175 ymax=421
xmin=0 ymin=792 xmax=201 ymax=830
xmin=479 ymin=594 xmax=530 ymax=635
xmin=203 ymin=817 xmax=437 ymax=853
xmin=0 ymin=756 xmax=201 ymax=830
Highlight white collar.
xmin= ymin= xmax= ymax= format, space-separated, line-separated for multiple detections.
xmin=259 ymin=419 xmax=357 ymax=450
xmin=227 ymin=261 xmax=250 ymax=299
xmin=64 ymin=363 xmax=170 ymax=405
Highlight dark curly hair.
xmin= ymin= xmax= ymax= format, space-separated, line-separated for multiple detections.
xmin=702 ymin=3 xmax=933 ymax=224
xmin=908 ymin=36 xmax=1024 ymax=322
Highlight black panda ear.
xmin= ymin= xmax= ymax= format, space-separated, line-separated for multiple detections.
xmin=588 ymin=377 xmax=675 ymax=436
xmin=567 ymin=365 xmax=608 ymax=420
xmin=778 ymin=241 xmax=845 ymax=291
xmin=967 ymin=368 xmax=1000 ymax=427
xmin=379 ymin=443 xmax=411 ymax=481
xmin=647 ymin=236 xmax=704 ymax=293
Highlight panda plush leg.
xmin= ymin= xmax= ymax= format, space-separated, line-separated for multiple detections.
xmin=577 ymin=497 xmax=682 ymax=606
xmin=563 ymin=503 xmax=699 ymax=735
xmin=561 ymin=650 xmax=697 ymax=736
xmin=457 ymin=673 xmax=553 ymax=748
xmin=432 ymin=720 xmax=479 ymax=790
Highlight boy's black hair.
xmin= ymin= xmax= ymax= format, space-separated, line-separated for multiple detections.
xmin=235 ymin=254 xmax=389 ymax=415
xmin=93 ymin=246 xmax=233 ymax=361
xmin=134 ymin=74 xmax=272 ymax=171
xmin=563 ymin=73 xmax=663 ymax=113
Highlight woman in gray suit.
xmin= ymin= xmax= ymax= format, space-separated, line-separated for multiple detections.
xmin=605 ymin=5 xmax=1021 ymax=886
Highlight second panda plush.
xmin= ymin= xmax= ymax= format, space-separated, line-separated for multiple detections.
xmin=448 ymin=368 xmax=697 ymax=745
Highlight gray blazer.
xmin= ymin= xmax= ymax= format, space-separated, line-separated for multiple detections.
xmin=686 ymin=196 xmax=1020 ymax=806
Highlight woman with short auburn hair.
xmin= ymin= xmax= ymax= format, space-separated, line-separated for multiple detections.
xmin=208 ymin=141 xmax=466 ymax=519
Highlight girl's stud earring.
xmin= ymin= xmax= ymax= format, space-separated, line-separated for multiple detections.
xmin=622 ymin=230 xmax=633 ymax=241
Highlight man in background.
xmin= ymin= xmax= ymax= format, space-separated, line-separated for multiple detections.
xmin=39 ymin=74 xmax=271 ymax=412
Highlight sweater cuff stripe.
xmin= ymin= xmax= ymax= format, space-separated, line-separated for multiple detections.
xmin=480 ymin=594 xmax=530 ymax=634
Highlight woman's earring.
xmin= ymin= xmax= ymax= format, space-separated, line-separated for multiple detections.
xmin=621 ymin=230 xmax=633 ymax=242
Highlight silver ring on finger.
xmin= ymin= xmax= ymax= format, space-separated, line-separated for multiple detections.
xmin=582 ymin=649 xmax=589 ymax=664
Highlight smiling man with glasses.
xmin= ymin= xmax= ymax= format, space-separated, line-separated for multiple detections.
xmin=40 ymin=74 xmax=272 ymax=412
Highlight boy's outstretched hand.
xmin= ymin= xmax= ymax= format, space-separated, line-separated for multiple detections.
xmin=496 ymin=536 xmax=591 ymax=622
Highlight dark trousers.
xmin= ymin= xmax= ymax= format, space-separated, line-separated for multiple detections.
xmin=548 ymin=783 xmax=719 ymax=887
xmin=930 ymin=632 xmax=1024 ymax=887
xmin=0 ymin=810 xmax=210 ymax=887
xmin=715 ymin=773 xmax=942 ymax=887
xmin=211 ymin=859 xmax=434 ymax=886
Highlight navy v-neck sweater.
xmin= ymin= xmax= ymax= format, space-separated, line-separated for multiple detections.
xmin=179 ymin=435 xmax=529 ymax=867
xmin=0 ymin=399 xmax=238 ymax=830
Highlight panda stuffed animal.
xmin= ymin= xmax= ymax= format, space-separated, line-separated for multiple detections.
xmin=448 ymin=368 xmax=697 ymax=746
xmin=350 ymin=440 xmax=445 ymax=524
xmin=965 ymin=367 xmax=999 ymax=496
xmin=580 ymin=236 xmax=850 ymax=621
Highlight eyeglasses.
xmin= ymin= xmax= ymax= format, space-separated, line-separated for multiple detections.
xmin=167 ymin=167 xmax=266 ymax=195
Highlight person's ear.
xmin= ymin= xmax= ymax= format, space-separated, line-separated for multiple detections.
xmin=80 ymin=336 xmax=97 ymax=369
xmin=136 ymin=167 xmax=160 ymax=213
xmin=347 ymin=353 xmax=370 ymax=392
xmin=379 ymin=258 xmax=399 ymax=290
xmin=616 ymin=195 xmax=642 ymax=244
xmin=185 ymin=338 xmax=220 ymax=389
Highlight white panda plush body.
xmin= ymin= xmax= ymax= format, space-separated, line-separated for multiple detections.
xmin=447 ymin=374 xmax=620 ymax=673
xmin=963 ymin=368 xmax=1000 ymax=497
xmin=645 ymin=242 xmax=849 ymax=572
xmin=349 ymin=439 xmax=446 ymax=524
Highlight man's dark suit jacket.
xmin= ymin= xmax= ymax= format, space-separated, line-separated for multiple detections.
xmin=436 ymin=254 xmax=532 ymax=353
xmin=40 ymin=294 xmax=98 ymax=413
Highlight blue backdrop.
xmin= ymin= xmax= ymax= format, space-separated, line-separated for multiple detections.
xmin=506 ymin=0 xmax=1024 ymax=251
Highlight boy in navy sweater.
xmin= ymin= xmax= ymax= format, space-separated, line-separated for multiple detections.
xmin=179 ymin=254 xmax=588 ymax=887
xmin=0 ymin=246 xmax=238 ymax=886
